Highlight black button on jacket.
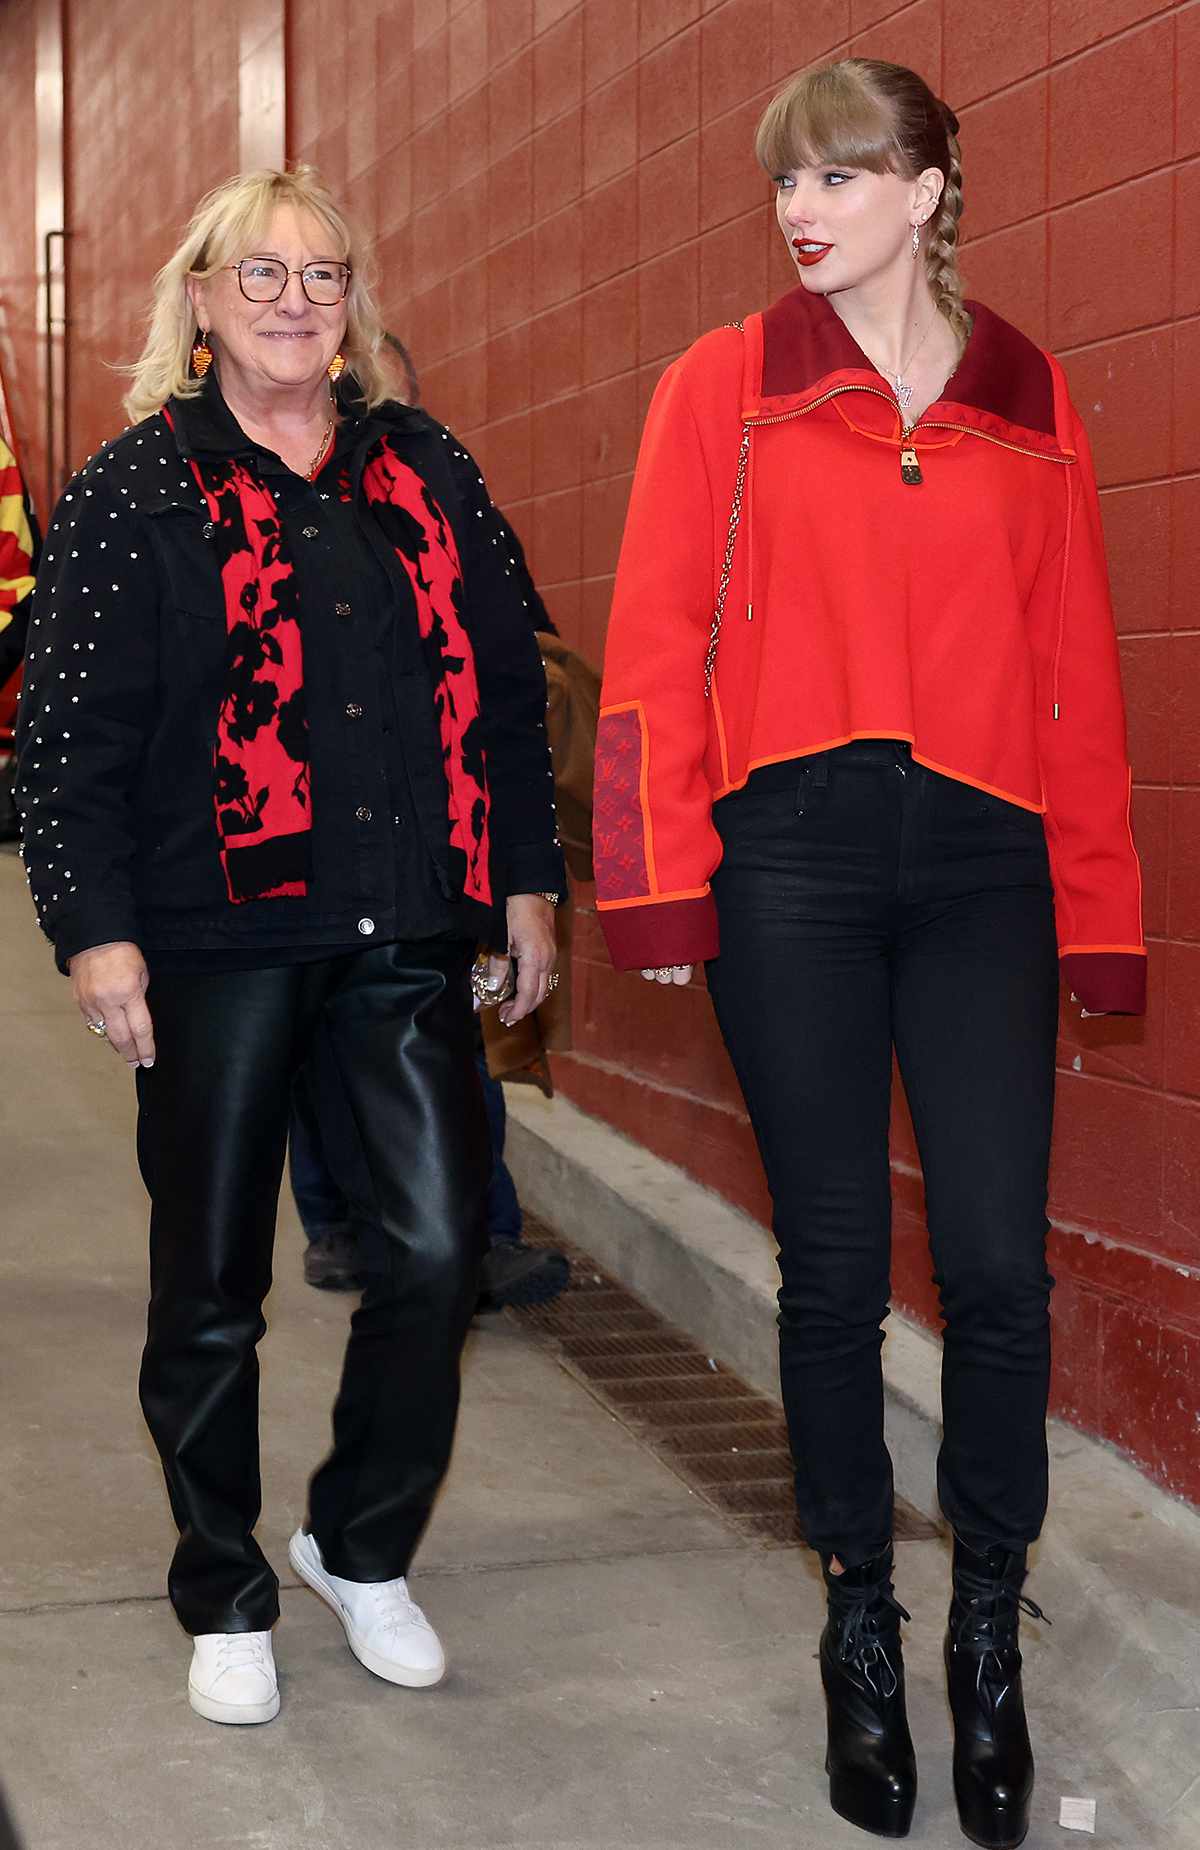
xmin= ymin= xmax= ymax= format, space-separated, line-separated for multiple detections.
xmin=17 ymin=379 xmax=566 ymax=970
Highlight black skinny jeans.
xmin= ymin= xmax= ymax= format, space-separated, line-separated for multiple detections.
xmin=134 ymin=938 xmax=488 ymax=1635
xmin=706 ymin=742 xmax=1059 ymax=1565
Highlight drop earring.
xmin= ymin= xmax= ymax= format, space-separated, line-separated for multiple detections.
xmin=911 ymin=222 xmax=921 ymax=260
xmin=191 ymin=329 xmax=214 ymax=377
xmin=327 ymin=351 xmax=346 ymax=382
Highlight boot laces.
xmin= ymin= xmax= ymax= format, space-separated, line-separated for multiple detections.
xmin=829 ymin=1578 xmax=911 ymax=1700
xmin=952 ymin=1564 xmax=1050 ymax=1702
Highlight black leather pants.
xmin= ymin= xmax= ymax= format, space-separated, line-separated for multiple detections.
xmin=134 ymin=939 xmax=488 ymax=1635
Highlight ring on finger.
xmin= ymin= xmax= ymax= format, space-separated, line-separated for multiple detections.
xmin=85 ymin=1017 xmax=108 ymax=1038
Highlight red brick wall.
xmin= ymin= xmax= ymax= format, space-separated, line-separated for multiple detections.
xmin=63 ymin=0 xmax=241 ymax=473
xmin=0 ymin=0 xmax=41 ymax=479
xmin=5 ymin=0 xmax=1197 ymax=1500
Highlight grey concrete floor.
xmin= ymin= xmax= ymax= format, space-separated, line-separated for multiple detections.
xmin=0 ymin=851 xmax=1186 ymax=1850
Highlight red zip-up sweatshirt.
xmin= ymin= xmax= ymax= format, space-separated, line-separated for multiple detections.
xmin=594 ymin=286 xmax=1146 ymax=1016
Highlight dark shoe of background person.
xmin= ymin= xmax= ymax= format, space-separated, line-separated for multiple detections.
xmin=303 ymin=1229 xmax=364 ymax=1292
xmin=820 ymin=1545 xmax=917 ymax=1839
xmin=477 ymin=1240 xmax=570 ymax=1311
xmin=945 ymin=1537 xmax=1046 ymax=1849
xmin=939 ymin=1539 xmax=1042 ymax=1842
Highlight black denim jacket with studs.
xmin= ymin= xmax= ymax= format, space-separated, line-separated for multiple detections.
xmin=16 ymin=378 xmax=565 ymax=971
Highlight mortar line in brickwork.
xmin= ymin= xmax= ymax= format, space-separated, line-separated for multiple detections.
xmin=1047 ymin=1215 xmax=1200 ymax=1275
xmin=561 ymin=1049 xmax=756 ymax=1119
xmin=1059 ymin=1069 xmax=1200 ymax=1112
xmin=952 ymin=3 xmax=1188 ymax=120
xmin=1101 ymin=469 xmax=1200 ymax=493
xmin=1094 ymin=473 xmax=1197 ymax=494
xmin=1056 ymin=307 xmax=1199 ymax=363
xmin=962 ymin=161 xmax=1199 ymax=259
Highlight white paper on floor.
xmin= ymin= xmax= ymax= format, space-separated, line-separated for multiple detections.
xmin=1059 ymin=1796 xmax=1097 ymax=1833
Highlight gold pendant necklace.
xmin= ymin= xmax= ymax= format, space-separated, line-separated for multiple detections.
xmin=881 ymin=309 xmax=939 ymax=415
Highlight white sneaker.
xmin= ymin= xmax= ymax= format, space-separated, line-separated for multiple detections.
xmin=188 ymin=1630 xmax=280 ymax=1725
xmin=288 ymin=1528 xmax=446 ymax=1688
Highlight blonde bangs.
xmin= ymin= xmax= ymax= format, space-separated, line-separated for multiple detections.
xmin=190 ymin=175 xmax=348 ymax=276
xmin=122 ymin=166 xmax=405 ymax=425
xmin=755 ymin=62 xmax=902 ymax=176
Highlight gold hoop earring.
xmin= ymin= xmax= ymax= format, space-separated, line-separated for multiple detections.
xmin=327 ymin=352 xmax=346 ymax=382
xmin=191 ymin=330 xmax=214 ymax=377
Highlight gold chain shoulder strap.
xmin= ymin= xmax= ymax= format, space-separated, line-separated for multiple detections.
xmin=704 ymin=315 xmax=751 ymax=698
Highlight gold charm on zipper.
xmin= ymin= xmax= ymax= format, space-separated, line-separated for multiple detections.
xmin=900 ymin=441 xmax=923 ymax=486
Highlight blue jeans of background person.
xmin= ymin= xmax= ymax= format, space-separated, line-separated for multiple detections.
xmin=290 ymin=1046 xmax=522 ymax=1249
xmin=706 ymin=740 xmax=1059 ymax=1568
xmin=478 ymin=1054 xmax=523 ymax=1243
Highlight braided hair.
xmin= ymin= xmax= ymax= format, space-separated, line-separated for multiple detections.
xmin=925 ymin=102 xmax=971 ymax=350
xmin=756 ymin=59 xmax=973 ymax=357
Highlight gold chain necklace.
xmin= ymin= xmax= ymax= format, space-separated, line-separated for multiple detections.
xmin=305 ymin=413 xmax=336 ymax=481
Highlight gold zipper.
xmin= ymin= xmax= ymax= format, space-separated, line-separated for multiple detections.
xmin=746 ymin=385 xmax=1075 ymax=485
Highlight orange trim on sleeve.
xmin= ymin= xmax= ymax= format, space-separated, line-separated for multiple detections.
xmin=1058 ymin=943 xmax=1147 ymax=958
xmin=596 ymin=885 xmax=713 ymax=912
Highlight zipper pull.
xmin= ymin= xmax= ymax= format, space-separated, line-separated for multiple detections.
xmin=900 ymin=444 xmax=923 ymax=486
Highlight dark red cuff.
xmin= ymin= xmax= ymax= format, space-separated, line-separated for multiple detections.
xmin=1061 ymin=951 xmax=1147 ymax=1016
xmin=598 ymin=895 xmax=720 ymax=971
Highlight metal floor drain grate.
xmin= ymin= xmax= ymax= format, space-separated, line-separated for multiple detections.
xmin=509 ymin=1216 xmax=939 ymax=1548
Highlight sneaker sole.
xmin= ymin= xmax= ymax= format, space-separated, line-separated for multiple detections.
xmin=287 ymin=1534 xmax=446 ymax=1689
xmin=188 ymin=1682 xmax=280 ymax=1726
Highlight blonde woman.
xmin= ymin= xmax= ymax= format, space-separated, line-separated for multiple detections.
xmin=594 ymin=61 xmax=1143 ymax=1847
xmin=17 ymin=168 xmax=563 ymax=1723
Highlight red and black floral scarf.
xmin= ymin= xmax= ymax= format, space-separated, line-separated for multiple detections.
xmin=176 ymin=426 xmax=491 ymax=907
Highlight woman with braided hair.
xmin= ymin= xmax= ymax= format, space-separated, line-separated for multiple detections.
xmin=594 ymin=58 xmax=1143 ymax=1847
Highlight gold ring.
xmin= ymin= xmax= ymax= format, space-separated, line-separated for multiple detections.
xmin=85 ymin=1018 xmax=108 ymax=1038
xmin=470 ymin=955 xmax=516 ymax=1008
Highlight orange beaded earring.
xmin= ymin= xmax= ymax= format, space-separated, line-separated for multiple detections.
xmin=191 ymin=329 xmax=214 ymax=378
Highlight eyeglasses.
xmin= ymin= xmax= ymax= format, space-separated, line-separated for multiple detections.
xmin=226 ymin=258 xmax=352 ymax=305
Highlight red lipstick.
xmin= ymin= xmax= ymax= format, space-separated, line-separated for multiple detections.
xmin=792 ymin=239 xmax=833 ymax=267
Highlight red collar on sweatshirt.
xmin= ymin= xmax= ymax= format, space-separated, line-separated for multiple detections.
xmin=745 ymin=285 xmax=1069 ymax=458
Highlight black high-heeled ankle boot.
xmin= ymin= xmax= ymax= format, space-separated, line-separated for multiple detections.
xmin=820 ymin=1546 xmax=917 ymax=1838
xmin=945 ymin=1537 xmax=1049 ymax=1849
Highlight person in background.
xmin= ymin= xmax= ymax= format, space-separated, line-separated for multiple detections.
xmin=594 ymin=58 xmax=1144 ymax=1849
xmin=294 ymin=336 xmax=572 ymax=1310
